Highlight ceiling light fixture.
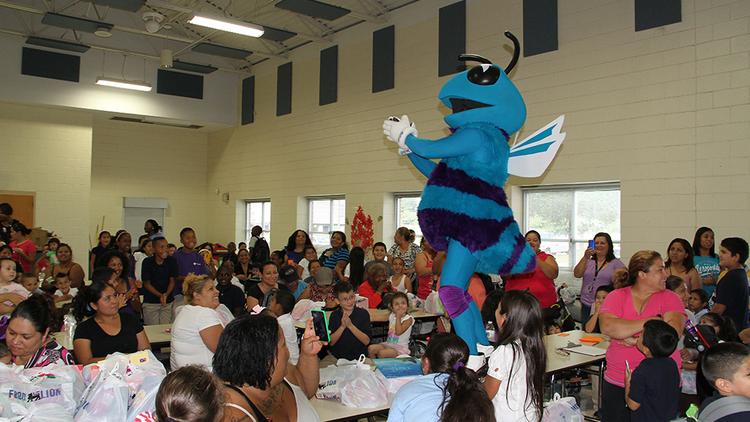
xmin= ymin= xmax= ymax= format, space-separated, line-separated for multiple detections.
xmin=188 ymin=15 xmax=264 ymax=37
xmin=96 ymin=77 xmax=152 ymax=91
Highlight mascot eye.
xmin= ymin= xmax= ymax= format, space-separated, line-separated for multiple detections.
xmin=467 ymin=64 xmax=500 ymax=86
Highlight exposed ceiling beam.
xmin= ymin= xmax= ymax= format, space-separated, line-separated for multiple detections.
xmin=0 ymin=26 xmax=251 ymax=74
xmin=0 ymin=1 xmax=285 ymax=60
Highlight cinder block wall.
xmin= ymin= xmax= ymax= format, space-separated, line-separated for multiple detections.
xmin=206 ymin=0 xmax=750 ymax=264
xmin=0 ymin=102 xmax=92 ymax=268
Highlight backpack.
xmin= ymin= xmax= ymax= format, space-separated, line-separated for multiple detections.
xmin=251 ymin=237 xmax=270 ymax=264
xmin=698 ymin=395 xmax=750 ymax=422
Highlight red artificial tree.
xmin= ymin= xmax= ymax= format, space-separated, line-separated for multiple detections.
xmin=350 ymin=206 xmax=374 ymax=251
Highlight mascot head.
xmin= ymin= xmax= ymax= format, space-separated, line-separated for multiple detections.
xmin=438 ymin=32 xmax=526 ymax=137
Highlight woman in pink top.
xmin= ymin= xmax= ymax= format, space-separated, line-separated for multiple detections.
xmin=599 ymin=250 xmax=686 ymax=422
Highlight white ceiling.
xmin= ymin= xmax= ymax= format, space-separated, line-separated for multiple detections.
xmin=0 ymin=0 xmax=418 ymax=72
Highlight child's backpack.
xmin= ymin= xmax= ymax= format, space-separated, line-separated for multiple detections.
xmin=251 ymin=237 xmax=270 ymax=264
xmin=698 ymin=395 xmax=750 ymax=422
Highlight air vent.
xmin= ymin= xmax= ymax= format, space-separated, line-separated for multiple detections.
xmin=26 ymin=36 xmax=90 ymax=53
xmin=42 ymin=12 xmax=114 ymax=34
xmin=275 ymin=0 xmax=350 ymax=20
xmin=110 ymin=116 xmax=203 ymax=129
xmin=261 ymin=26 xmax=297 ymax=42
xmin=192 ymin=43 xmax=252 ymax=59
xmin=172 ymin=60 xmax=218 ymax=74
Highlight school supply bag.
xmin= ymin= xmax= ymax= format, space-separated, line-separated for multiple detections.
xmin=0 ymin=363 xmax=84 ymax=419
xmin=338 ymin=357 xmax=388 ymax=408
xmin=75 ymin=356 xmax=129 ymax=422
xmin=542 ymin=393 xmax=583 ymax=422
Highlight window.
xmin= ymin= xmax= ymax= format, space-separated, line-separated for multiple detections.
xmin=523 ymin=184 xmax=620 ymax=268
xmin=245 ymin=200 xmax=271 ymax=245
xmin=308 ymin=197 xmax=346 ymax=248
xmin=395 ymin=193 xmax=423 ymax=245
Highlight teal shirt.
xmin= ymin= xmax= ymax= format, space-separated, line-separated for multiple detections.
xmin=694 ymin=255 xmax=720 ymax=297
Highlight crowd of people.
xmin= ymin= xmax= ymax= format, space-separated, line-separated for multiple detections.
xmin=1 ymin=198 xmax=750 ymax=422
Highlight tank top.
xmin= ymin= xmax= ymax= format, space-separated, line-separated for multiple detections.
xmin=416 ymin=253 xmax=434 ymax=300
xmin=223 ymin=379 xmax=320 ymax=422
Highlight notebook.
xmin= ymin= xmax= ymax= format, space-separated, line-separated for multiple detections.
xmin=563 ymin=344 xmax=607 ymax=356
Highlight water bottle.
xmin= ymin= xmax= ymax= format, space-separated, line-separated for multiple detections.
xmin=61 ymin=309 xmax=77 ymax=340
xmin=485 ymin=321 xmax=496 ymax=343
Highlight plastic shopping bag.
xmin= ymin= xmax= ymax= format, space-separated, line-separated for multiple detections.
xmin=74 ymin=359 xmax=129 ymax=422
xmin=338 ymin=357 xmax=388 ymax=408
xmin=424 ymin=291 xmax=444 ymax=314
xmin=315 ymin=365 xmax=343 ymax=401
xmin=0 ymin=363 xmax=84 ymax=419
xmin=1 ymin=402 xmax=73 ymax=421
xmin=542 ymin=393 xmax=583 ymax=422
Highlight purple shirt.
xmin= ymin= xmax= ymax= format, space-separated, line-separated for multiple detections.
xmin=173 ymin=248 xmax=207 ymax=295
xmin=580 ymin=258 xmax=625 ymax=306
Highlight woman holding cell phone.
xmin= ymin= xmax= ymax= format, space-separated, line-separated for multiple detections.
xmin=574 ymin=232 xmax=625 ymax=319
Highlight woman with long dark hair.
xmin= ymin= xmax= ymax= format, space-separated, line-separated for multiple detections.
xmin=692 ymin=227 xmax=720 ymax=297
xmin=574 ymin=232 xmax=625 ymax=319
xmin=665 ymin=238 xmax=701 ymax=291
xmin=484 ymin=290 xmax=546 ymax=422
xmin=72 ymin=275 xmax=150 ymax=365
xmin=389 ymin=333 xmax=495 ymax=422
xmin=284 ymin=230 xmax=314 ymax=264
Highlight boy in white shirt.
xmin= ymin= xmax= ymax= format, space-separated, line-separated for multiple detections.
xmin=268 ymin=288 xmax=300 ymax=365
xmin=53 ymin=273 xmax=77 ymax=304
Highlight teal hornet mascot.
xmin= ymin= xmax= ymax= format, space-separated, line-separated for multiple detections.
xmin=383 ymin=32 xmax=565 ymax=366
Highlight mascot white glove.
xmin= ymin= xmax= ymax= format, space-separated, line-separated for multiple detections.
xmin=383 ymin=115 xmax=417 ymax=155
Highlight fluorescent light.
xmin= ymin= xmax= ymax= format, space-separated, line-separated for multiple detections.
xmin=96 ymin=77 xmax=152 ymax=92
xmin=188 ymin=15 xmax=264 ymax=37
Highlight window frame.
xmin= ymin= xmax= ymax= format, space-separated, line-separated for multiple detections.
xmin=394 ymin=192 xmax=423 ymax=245
xmin=307 ymin=196 xmax=346 ymax=249
xmin=522 ymin=183 xmax=621 ymax=269
xmin=245 ymin=199 xmax=271 ymax=245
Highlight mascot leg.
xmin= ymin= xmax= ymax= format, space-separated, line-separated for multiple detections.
xmin=438 ymin=240 xmax=482 ymax=355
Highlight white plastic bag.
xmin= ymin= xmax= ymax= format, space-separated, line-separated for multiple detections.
xmin=3 ymin=402 xmax=73 ymax=421
xmin=338 ymin=359 xmax=388 ymax=408
xmin=542 ymin=393 xmax=583 ymax=422
xmin=315 ymin=365 xmax=342 ymax=401
xmin=0 ymin=363 xmax=84 ymax=419
xmin=424 ymin=291 xmax=444 ymax=314
xmin=75 ymin=359 xmax=129 ymax=422
xmin=126 ymin=376 xmax=162 ymax=421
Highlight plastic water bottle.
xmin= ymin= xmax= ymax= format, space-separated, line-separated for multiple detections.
xmin=61 ymin=309 xmax=77 ymax=340
xmin=485 ymin=321 xmax=496 ymax=342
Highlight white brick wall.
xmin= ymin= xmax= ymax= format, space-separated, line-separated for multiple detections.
xmin=90 ymin=119 xmax=209 ymax=245
xmin=0 ymin=102 xmax=92 ymax=271
xmin=205 ymin=0 xmax=750 ymax=260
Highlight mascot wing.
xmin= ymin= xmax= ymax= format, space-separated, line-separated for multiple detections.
xmin=508 ymin=115 xmax=566 ymax=178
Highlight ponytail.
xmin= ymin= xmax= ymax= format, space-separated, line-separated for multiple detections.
xmin=72 ymin=281 xmax=110 ymax=322
xmin=441 ymin=364 xmax=495 ymax=422
xmin=423 ymin=333 xmax=494 ymax=422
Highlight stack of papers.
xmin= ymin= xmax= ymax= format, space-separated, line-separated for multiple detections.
xmin=563 ymin=344 xmax=607 ymax=356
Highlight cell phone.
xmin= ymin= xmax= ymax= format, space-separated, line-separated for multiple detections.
xmin=311 ymin=309 xmax=331 ymax=343
xmin=588 ymin=239 xmax=595 ymax=249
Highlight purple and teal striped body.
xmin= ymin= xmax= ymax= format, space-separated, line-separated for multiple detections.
xmin=417 ymin=123 xmax=535 ymax=276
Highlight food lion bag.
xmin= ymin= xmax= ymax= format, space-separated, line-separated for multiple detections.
xmin=74 ymin=355 xmax=129 ymax=421
xmin=0 ymin=363 xmax=84 ymax=419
